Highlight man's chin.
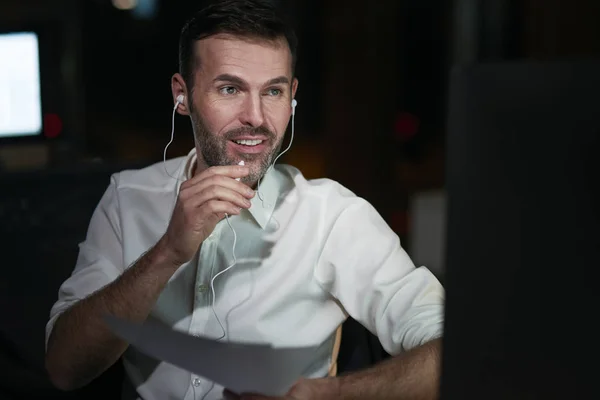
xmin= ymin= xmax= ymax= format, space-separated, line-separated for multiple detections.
xmin=220 ymin=148 xmax=277 ymax=185
xmin=241 ymin=168 xmax=268 ymax=189
xmin=240 ymin=176 xmax=258 ymax=189
xmin=231 ymin=152 xmax=265 ymax=164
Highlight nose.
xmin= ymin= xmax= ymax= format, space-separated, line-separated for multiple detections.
xmin=239 ymin=95 xmax=265 ymax=128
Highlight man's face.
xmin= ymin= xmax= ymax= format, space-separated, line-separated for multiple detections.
xmin=188 ymin=34 xmax=297 ymax=186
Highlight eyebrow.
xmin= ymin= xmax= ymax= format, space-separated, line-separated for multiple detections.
xmin=213 ymin=74 xmax=246 ymax=86
xmin=266 ymin=76 xmax=290 ymax=86
xmin=213 ymin=74 xmax=290 ymax=87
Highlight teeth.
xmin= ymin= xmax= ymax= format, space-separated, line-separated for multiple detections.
xmin=234 ymin=139 xmax=263 ymax=146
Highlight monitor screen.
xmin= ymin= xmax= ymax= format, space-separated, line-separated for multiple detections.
xmin=440 ymin=61 xmax=600 ymax=399
xmin=0 ymin=32 xmax=43 ymax=139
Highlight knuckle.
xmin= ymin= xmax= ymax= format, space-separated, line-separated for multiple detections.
xmin=206 ymin=166 xmax=218 ymax=176
xmin=178 ymin=189 xmax=190 ymax=201
xmin=178 ymin=191 xmax=191 ymax=205
xmin=182 ymin=200 xmax=195 ymax=213
xmin=180 ymin=180 xmax=192 ymax=190
xmin=208 ymin=185 xmax=220 ymax=198
xmin=205 ymin=200 xmax=217 ymax=212
xmin=207 ymin=174 xmax=225 ymax=186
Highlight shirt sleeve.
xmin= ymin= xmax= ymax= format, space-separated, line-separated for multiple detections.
xmin=45 ymin=174 xmax=124 ymax=351
xmin=314 ymin=197 xmax=445 ymax=356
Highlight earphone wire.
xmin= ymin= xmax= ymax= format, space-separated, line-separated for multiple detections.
xmin=210 ymin=213 xmax=238 ymax=341
xmin=164 ymin=101 xmax=184 ymax=182
xmin=256 ymin=104 xmax=295 ymax=204
xmin=164 ymin=97 xmax=225 ymax=397
xmin=210 ymin=105 xmax=295 ymax=340
xmin=167 ymin=100 xmax=294 ymax=350
xmin=176 ymin=100 xmax=294 ymax=397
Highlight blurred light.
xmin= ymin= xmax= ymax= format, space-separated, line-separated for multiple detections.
xmin=0 ymin=32 xmax=42 ymax=139
xmin=394 ymin=112 xmax=420 ymax=141
xmin=43 ymin=113 xmax=63 ymax=138
xmin=112 ymin=0 xmax=138 ymax=11
xmin=132 ymin=0 xmax=158 ymax=20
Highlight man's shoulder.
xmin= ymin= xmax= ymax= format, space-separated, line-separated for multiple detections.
xmin=277 ymin=164 xmax=382 ymax=226
xmin=276 ymin=164 xmax=361 ymax=203
xmin=110 ymin=156 xmax=185 ymax=193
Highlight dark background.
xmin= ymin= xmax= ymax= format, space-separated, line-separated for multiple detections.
xmin=1 ymin=0 xmax=600 ymax=399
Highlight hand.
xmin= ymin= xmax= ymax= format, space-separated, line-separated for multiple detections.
xmin=159 ymin=165 xmax=254 ymax=266
xmin=223 ymin=378 xmax=340 ymax=400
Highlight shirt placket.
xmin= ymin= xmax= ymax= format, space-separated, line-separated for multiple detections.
xmin=183 ymin=222 xmax=224 ymax=400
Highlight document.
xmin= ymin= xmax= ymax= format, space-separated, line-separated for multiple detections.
xmin=105 ymin=316 xmax=321 ymax=396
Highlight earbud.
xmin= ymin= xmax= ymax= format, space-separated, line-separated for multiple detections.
xmin=164 ymin=95 xmax=187 ymax=180
xmin=291 ymin=99 xmax=297 ymax=116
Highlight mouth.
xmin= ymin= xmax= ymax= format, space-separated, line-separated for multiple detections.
xmin=228 ymin=138 xmax=268 ymax=154
xmin=232 ymin=139 xmax=264 ymax=147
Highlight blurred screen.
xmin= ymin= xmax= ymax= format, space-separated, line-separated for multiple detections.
xmin=0 ymin=32 xmax=42 ymax=138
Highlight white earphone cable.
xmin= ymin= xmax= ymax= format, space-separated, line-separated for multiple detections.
xmin=167 ymin=97 xmax=296 ymax=395
xmin=257 ymin=103 xmax=296 ymax=203
xmin=164 ymin=100 xmax=184 ymax=182
xmin=165 ymin=96 xmax=230 ymax=395
xmin=211 ymin=102 xmax=296 ymax=340
xmin=210 ymin=213 xmax=238 ymax=341
xmin=166 ymin=98 xmax=296 ymax=343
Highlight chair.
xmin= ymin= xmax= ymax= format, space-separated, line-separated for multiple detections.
xmin=331 ymin=318 xmax=392 ymax=378
xmin=0 ymin=161 xmax=143 ymax=399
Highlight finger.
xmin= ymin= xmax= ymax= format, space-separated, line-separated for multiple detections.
xmin=187 ymin=185 xmax=252 ymax=210
xmin=199 ymin=200 xmax=242 ymax=219
xmin=187 ymin=165 xmax=250 ymax=186
xmin=181 ymin=173 xmax=255 ymax=200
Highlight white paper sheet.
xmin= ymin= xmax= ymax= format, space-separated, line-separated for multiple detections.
xmin=105 ymin=315 xmax=321 ymax=396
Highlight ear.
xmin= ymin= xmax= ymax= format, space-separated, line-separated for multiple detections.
xmin=171 ymin=73 xmax=191 ymax=116
xmin=290 ymin=77 xmax=299 ymax=116
xmin=291 ymin=77 xmax=299 ymax=101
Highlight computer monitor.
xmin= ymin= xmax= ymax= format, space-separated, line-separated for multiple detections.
xmin=440 ymin=61 xmax=600 ymax=399
xmin=0 ymin=14 xmax=84 ymax=170
xmin=0 ymin=31 xmax=43 ymax=139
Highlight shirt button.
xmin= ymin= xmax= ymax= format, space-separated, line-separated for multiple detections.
xmin=198 ymin=284 xmax=209 ymax=293
xmin=192 ymin=377 xmax=201 ymax=387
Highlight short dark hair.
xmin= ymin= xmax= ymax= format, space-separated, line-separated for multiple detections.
xmin=178 ymin=0 xmax=298 ymax=92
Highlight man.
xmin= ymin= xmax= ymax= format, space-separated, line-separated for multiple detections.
xmin=45 ymin=1 xmax=445 ymax=399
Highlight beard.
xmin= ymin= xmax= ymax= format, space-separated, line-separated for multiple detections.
xmin=190 ymin=109 xmax=284 ymax=186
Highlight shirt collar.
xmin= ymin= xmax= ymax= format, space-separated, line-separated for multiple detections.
xmin=248 ymin=166 xmax=279 ymax=229
xmin=180 ymin=148 xmax=279 ymax=230
xmin=184 ymin=148 xmax=197 ymax=180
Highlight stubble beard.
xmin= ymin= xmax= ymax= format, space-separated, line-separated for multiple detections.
xmin=191 ymin=109 xmax=284 ymax=187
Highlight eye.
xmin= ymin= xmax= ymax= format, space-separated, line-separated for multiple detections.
xmin=219 ymin=86 xmax=238 ymax=95
xmin=266 ymin=88 xmax=282 ymax=96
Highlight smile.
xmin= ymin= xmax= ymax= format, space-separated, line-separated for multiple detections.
xmin=233 ymin=139 xmax=263 ymax=146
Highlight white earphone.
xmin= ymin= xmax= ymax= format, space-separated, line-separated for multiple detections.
xmin=163 ymin=94 xmax=187 ymax=180
xmin=256 ymin=98 xmax=297 ymax=206
xmin=163 ymin=95 xmax=298 ymax=341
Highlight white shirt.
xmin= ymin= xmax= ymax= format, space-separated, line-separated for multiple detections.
xmin=46 ymin=148 xmax=445 ymax=400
